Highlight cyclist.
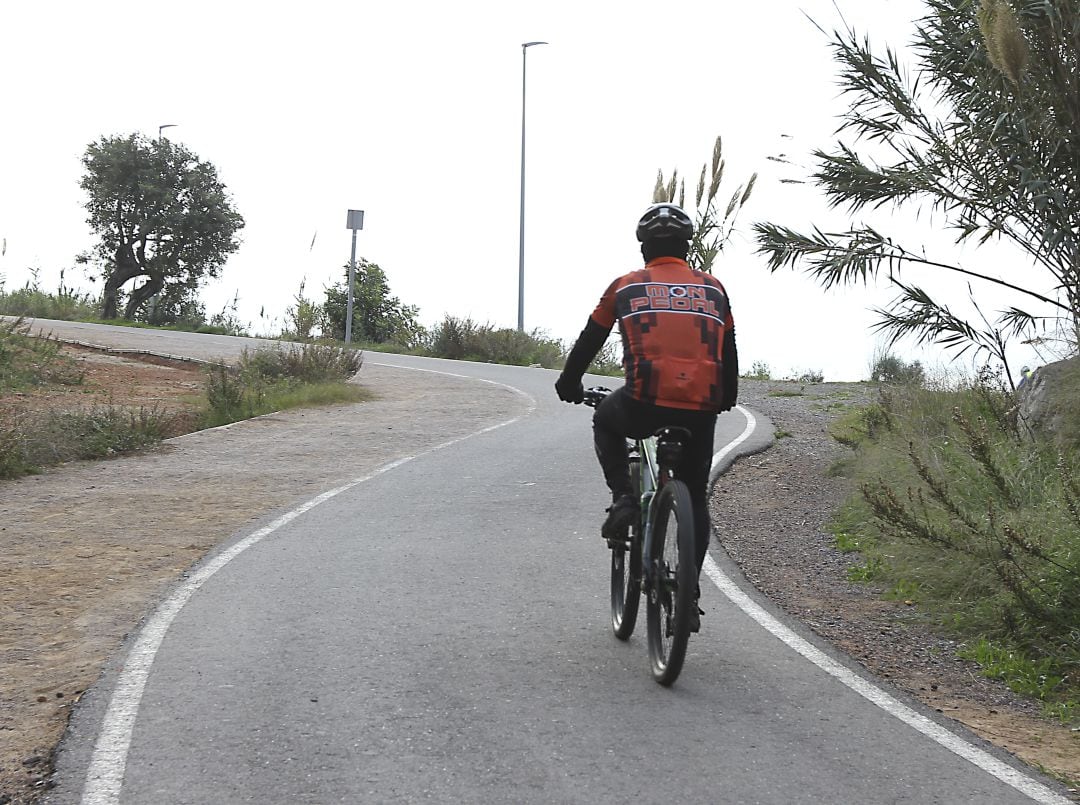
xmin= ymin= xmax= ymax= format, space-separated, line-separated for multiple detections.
xmin=555 ymin=202 xmax=739 ymax=629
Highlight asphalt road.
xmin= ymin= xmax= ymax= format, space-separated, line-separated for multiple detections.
xmin=26 ymin=322 xmax=1072 ymax=805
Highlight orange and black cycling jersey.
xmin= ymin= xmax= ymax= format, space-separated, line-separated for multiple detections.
xmin=563 ymin=256 xmax=737 ymax=412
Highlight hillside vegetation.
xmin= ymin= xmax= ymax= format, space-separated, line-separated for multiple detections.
xmin=829 ymin=365 xmax=1080 ymax=727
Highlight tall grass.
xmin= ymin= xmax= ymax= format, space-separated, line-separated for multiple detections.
xmin=422 ymin=315 xmax=563 ymax=367
xmin=1 ymin=335 xmax=369 ymax=479
xmin=0 ymin=318 xmax=84 ymax=388
xmin=829 ymin=375 xmax=1080 ymax=719
xmin=0 ymin=403 xmax=181 ymax=479
xmin=201 ymin=344 xmax=366 ymax=427
xmin=0 ymin=271 xmax=100 ymax=320
xmin=0 ymin=319 xmax=175 ymax=478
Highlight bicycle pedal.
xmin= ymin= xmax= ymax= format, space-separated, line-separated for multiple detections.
xmin=606 ymin=537 xmax=631 ymax=551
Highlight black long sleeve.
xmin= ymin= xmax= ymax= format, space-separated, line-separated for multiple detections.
xmin=721 ymin=326 xmax=738 ymax=411
xmin=560 ymin=318 xmax=611 ymax=383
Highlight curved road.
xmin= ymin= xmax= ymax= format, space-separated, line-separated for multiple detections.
xmin=27 ymin=322 xmax=1070 ymax=804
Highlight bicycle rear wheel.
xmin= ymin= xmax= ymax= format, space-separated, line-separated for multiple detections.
xmin=610 ymin=457 xmax=642 ymax=640
xmin=645 ymin=478 xmax=696 ymax=686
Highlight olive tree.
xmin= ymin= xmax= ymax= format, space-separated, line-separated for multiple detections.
xmin=80 ymin=134 xmax=244 ymax=321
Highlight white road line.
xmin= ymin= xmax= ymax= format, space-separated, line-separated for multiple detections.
xmin=703 ymin=407 xmax=1070 ymax=805
xmin=81 ymin=366 xmax=535 ymax=805
xmin=711 ymin=404 xmax=757 ymax=474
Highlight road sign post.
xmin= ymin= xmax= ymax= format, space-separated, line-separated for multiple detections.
xmin=345 ymin=210 xmax=365 ymax=344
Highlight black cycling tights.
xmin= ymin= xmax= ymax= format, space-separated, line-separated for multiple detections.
xmin=592 ymin=387 xmax=718 ymax=572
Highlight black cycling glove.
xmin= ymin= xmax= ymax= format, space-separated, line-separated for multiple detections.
xmin=555 ymin=373 xmax=585 ymax=404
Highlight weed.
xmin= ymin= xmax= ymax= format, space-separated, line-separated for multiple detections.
xmin=0 ymin=405 xmax=176 ymax=479
xmin=0 ymin=319 xmax=84 ymax=389
xmin=884 ymin=578 xmax=921 ymax=602
xmin=847 ymin=556 xmax=886 ymax=582
xmin=204 ymin=365 xmax=249 ymax=424
xmin=795 ymin=369 xmax=825 ymax=383
xmin=774 ymin=429 xmax=793 ymax=439
xmin=238 ymin=344 xmax=363 ymax=384
xmin=828 ymin=402 xmax=892 ymax=448
xmin=746 ymin=361 xmax=772 ymax=380
xmin=959 ymin=639 xmax=1069 ymax=703
xmin=0 ymin=269 xmax=100 ymax=321
xmin=834 ymin=531 xmax=862 ymax=553
xmin=201 ymin=345 xmax=367 ymax=428
xmin=769 ymin=389 xmax=805 ymax=398
xmin=587 ymin=336 xmax=623 ymax=376
xmin=826 ymin=456 xmax=857 ymax=478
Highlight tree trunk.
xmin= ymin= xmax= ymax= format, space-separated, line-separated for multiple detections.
xmin=101 ymin=245 xmax=144 ymax=319
xmin=123 ymin=273 xmax=163 ymax=320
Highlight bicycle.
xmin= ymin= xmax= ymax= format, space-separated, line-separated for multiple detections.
xmin=582 ymin=387 xmax=698 ymax=686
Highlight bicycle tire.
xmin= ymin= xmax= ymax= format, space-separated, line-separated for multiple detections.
xmin=645 ymin=478 xmax=696 ymax=686
xmin=610 ymin=457 xmax=643 ymax=640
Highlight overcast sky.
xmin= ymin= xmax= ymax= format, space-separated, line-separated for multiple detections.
xmin=0 ymin=1 xmax=1050 ymax=381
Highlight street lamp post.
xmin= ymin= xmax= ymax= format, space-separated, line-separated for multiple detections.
xmin=517 ymin=40 xmax=547 ymax=333
xmin=148 ymin=124 xmax=178 ymax=323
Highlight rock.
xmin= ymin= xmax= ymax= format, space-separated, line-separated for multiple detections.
xmin=1015 ymin=355 xmax=1080 ymax=448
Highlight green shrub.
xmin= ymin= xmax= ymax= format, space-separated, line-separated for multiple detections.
xmin=0 ymin=271 xmax=100 ymax=321
xmin=0 ymin=318 xmax=84 ymax=390
xmin=201 ymin=344 xmax=365 ymax=428
xmin=869 ymin=349 xmax=925 ymax=386
xmin=0 ymin=406 xmax=174 ymax=479
xmin=832 ymin=378 xmax=1080 ymax=713
xmin=586 ymin=338 xmax=623 ymax=376
xmin=746 ymin=361 xmax=771 ymax=380
xmin=238 ymin=344 xmax=363 ymax=384
xmin=423 ymin=315 xmax=562 ymax=368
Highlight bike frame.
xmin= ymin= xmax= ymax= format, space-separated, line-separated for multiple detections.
xmin=634 ymin=435 xmax=665 ymax=587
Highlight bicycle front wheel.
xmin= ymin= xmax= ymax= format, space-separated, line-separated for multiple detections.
xmin=645 ymin=478 xmax=696 ymax=686
xmin=610 ymin=457 xmax=642 ymax=640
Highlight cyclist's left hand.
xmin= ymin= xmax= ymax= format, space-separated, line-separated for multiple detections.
xmin=555 ymin=374 xmax=585 ymax=404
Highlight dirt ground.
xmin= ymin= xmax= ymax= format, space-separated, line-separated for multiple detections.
xmin=1 ymin=348 xmax=1076 ymax=802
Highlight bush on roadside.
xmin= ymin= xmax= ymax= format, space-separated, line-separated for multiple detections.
xmin=829 ymin=378 xmax=1080 ymax=718
xmin=238 ymin=343 xmax=363 ymax=384
xmin=201 ymin=344 xmax=366 ymax=428
xmin=869 ymin=349 xmax=925 ymax=386
xmin=0 ymin=405 xmax=178 ymax=479
xmin=0 ymin=318 xmax=84 ymax=389
xmin=423 ymin=315 xmax=562 ymax=367
xmin=0 ymin=271 xmax=101 ymax=321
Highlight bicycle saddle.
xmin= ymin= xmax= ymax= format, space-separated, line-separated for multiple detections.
xmin=654 ymin=426 xmax=692 ymax=466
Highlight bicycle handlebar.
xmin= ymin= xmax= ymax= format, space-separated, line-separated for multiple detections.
xmin=582 ymin=386 xmax=613 ymax=408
